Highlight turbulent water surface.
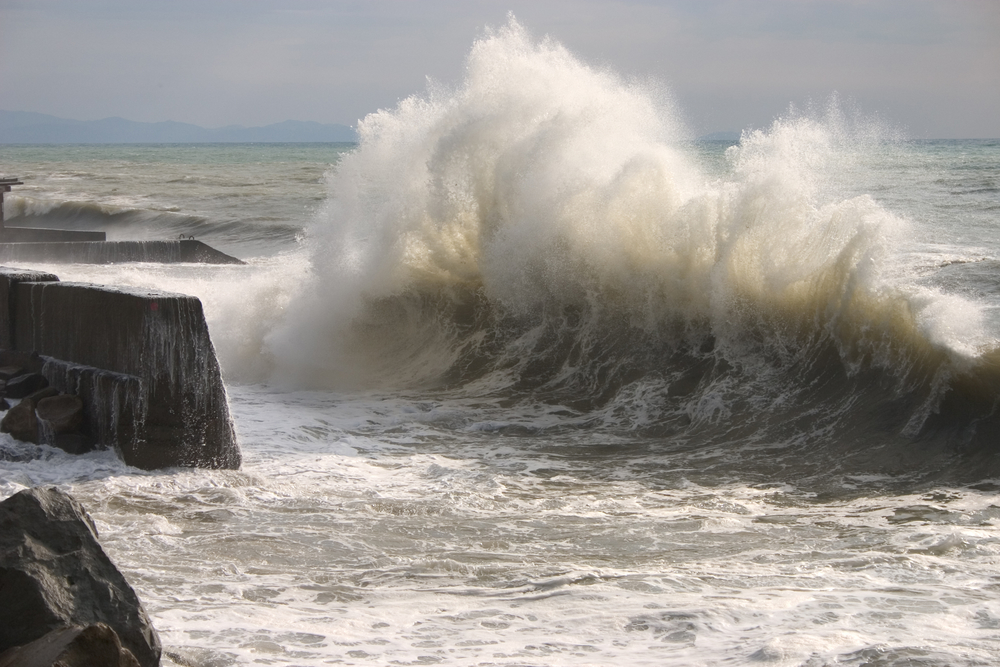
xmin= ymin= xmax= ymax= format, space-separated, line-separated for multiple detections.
xmin=3 ymin=21 xmax=1000 ymax=667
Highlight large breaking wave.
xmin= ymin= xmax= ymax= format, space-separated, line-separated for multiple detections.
xmin=268 ymin=19 xmax=1000 ymax=477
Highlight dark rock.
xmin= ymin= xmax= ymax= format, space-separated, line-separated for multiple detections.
xmin=4 ymin=373 xmax=49 ymax=399
xmin=0 ymin=398 xmax=9 ymax=412
xmin=0 ymin=365 xmax=25 ymax=382
xmin=1 ymin=400 xmax=38 ymax=443
xmin=0 ymin=350 xmax=45 ymax=376
xmin=0 ymin=389 xmax=62 ymax=443
xmin=25 ymin=387 xmax=60 ymax=404
xmin=52 ymin=433 xmax=95 ymax=455
xmin=36 ymin=394 xmax=83 ymax=435
xmin=0 ymin=487 xmax=162 ymax=667
xmin=0 ymin=623 xmax=141 ymax=667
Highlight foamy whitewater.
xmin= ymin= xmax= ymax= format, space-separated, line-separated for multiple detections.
xmin=3 ymin=20 xmax=1000 ymax=666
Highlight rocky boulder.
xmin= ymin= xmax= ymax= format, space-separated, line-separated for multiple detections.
xmin=0 ymin=624 xmax=141 ymax=667
xmin=38 ymin=393 xmax=92 ymax=454
xmin=0 ymin=388 xmax=62 ymax=444
xmin=0 ymin=487 xmax=161 ymax=667
xmin=0 ymin=365 xmax=26 ymax=382
xmin=0 ymin=399 xmax=38 ymax=442
xmin=4 ymin=373 xmax=49 ymax=399
xmin=35 ymin=394 xmax=84 ymax=435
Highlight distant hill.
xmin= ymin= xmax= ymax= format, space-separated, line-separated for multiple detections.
xmin=0 ymin=110 xmax=358 ymax=143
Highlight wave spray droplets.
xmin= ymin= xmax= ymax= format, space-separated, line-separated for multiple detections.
xmin=7 ymin=18 xmax=1000 ymax=666
xmin=268 ymin=18 xmax=998 ymax=479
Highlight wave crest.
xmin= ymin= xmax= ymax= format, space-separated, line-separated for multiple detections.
xmin=266 ymin=18 xmax=999 ymax=465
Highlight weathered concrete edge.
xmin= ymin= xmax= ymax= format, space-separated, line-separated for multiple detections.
xmin=0 ymin=268 xmax=58 ymax=350
xmin=0 ymin=240 xmax=245 ymax=265
xmin=0 ymin=227 xmax=107 ymax=243
xmin=0 ymin=266 xmax=241 ymax=470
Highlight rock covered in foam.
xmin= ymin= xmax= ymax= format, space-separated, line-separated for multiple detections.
xmin=0 ymin=487 xmax=161 ymax=667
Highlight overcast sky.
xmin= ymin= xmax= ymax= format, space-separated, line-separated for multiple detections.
xmin=2 ymin=0 xmax=998 ymax=139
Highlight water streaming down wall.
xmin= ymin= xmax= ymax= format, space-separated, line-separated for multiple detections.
xmin=0 ymin=266 xmax=240 ymax=469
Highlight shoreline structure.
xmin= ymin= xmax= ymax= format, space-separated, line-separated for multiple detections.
xmin=0 ymin=265 xmax=241 ymax=470
xmin=0 ymin=179 xmax=241 ymax=666
xmin=0 ymin=176 xmax=242 ymax=468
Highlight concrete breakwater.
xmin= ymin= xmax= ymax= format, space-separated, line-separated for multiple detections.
xmin=0 ymin=239 xmax=245 ymax=265
xmin=0 ymin=227 xmax=107 ymax=243
xmin=0 ymin=266 xmax=240 ymax=470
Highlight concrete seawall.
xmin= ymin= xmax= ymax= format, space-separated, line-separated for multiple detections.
xmin=0 ymin=266 xmax=240 ymax=470
xmin=0 ymin=239 xmax=244 ymax=265
xmin=0 ymin=227 xmax=106 ymax=242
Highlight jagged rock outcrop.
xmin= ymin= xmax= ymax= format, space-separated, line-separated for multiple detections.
xmin=0 ymin=487 xmax=161 ymax=667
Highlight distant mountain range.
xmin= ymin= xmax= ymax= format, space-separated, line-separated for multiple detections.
xmin=0 ymin=110 xmax=358 ymax=144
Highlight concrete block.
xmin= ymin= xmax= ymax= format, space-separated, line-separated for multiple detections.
xmin=0 ymin=267 xmax=240 ymax=470
xmin=13 ymin=280 xmax=240 ymax=469
xmin=0 ymin=240 xmax=243 ymax=265
xmin=0 ymin=227 xmax=107 ymax=242
xmin=0 ymin=267 xmax=59 ymax=349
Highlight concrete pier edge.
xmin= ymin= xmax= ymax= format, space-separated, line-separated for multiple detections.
xmin=0 ymin=239 xmax=245 ymax=265
xmin=0 ymin=266 xmax=241 ymax=470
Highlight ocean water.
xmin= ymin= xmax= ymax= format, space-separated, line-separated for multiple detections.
xmin=3 ymin=21 xmax=1000 ymax=667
